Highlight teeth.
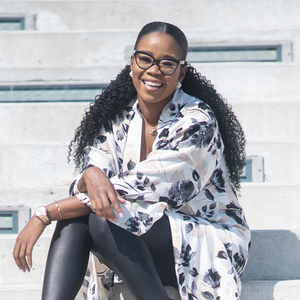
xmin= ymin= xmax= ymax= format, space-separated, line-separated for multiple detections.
xmin=144 ymin=81 xmax=162 ymax=87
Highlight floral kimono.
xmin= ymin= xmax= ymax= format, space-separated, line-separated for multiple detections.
xmin=70 ymin=89 xmax=251 ymax=300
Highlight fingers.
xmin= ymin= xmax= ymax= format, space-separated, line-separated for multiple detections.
xmin=13 ymin=237 xmax=31 ymax=272
xmin=91 ymin=190 xmax=124 ymax=222
xmin=107 ymin=190 xmax=124 ymax=219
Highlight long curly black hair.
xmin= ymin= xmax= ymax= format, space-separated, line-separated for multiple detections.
xmin=68 ymin=22 xmax=246 ymax=192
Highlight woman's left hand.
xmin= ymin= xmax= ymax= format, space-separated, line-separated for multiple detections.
xmin=13 ymin=216 xmax=46 ymax=272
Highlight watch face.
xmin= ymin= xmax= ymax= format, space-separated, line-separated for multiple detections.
xmin=36 ymin=206 xmax=47 ymax=217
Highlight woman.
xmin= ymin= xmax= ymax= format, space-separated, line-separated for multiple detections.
xmin=13 ymin=22 xmax=250 ymax=300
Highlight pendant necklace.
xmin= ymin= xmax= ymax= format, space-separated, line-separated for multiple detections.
xmin=142 ymin=115 xmax=157 ymax=136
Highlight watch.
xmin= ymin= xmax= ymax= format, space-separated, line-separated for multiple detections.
xmin=35 ymin=206 xmax=51 ymax=225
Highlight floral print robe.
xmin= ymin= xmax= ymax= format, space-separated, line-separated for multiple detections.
xmin=70 ymin=89 xmax=251 ymax=300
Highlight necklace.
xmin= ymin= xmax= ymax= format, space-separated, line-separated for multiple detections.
xmin=142 ymin=115 xmax=157 ymax=136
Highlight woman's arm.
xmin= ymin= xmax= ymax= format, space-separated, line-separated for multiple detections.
xmin=76 ymin=167 xmax=125 ymax=222
xmin=13 ymin=196 xmax=91 ymax=273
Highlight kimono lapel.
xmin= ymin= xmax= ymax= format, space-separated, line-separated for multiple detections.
xmin=122 ymin=101 xmax=143 ymax=172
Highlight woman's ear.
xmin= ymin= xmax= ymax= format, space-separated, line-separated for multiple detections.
xmin=130 ymin=55 xmax=134 ymax=69
xmin=179 ymin=65 xmax=187 ymax=83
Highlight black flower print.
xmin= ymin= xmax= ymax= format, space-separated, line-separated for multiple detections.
xmin=179 ymin=272 xmax=185 ymax=285
xmin=143 ymin=176 xmax=150 ymax=185
xmin=189 ymin=267 xmax=199 ymax=277
xmin=179 ymin=121 xmax=215 ymax=149
xmin=159 ymin=128 xmax=169 ymax=138
xmin=159 ymin=180 xmax=194 ymax=208
xmin=181 ymin=244 xmax=196 ymax=267
xmin=125 ymin=212 xmax=153 ymax=233
xmin=233 ymin=245 xmax=247 ymax=276
xmin=150 ymin=183 xmax=156 ymax=192
xmin=203 ymin=188 xmax=214 ymax=200
xmin=125 ymin=217 xmax=140 ymax=232
xmin=169 ymin=102 xmax=176 ymax=111
xmin=94 ymin=135 xmax=107 ymax=144
xmin=115 ymin=141 xmax=121 ymax=153
xmin=136 ymin=172 xmax=143 ymax=180
xmin=217 ymin=250 xmax=229 ymax=260
xmin=100 ymin=269 xmax=114 ymax=291
xmin=192 ymin=169 xmax=200 ymax=181
xmin=225 ymin=202 xmax=248 ymax=228
xmin=203 ymin=268 xmax=221 ymax=289
xmin=116 ymin=129 xmax=124 ymax=141
xmin=201 ymin=291 xmax=214 ymax=300
xmin=116 ymin=189 xmax=128 ymax=197
xmin=210 ymin=169 xmax=225 ymax=193
xmin=118 ymin=157 xmax=123 ymax=171
xmin=122 ymin=123 xmax=129 ymax=134
xmin=185 ymin=223 xmax=193 ymax=235
xmin=224 ymin=243 xmax=233 ymax=262
xmin=127 ymin=159 xmax=136 ymax=170
xmin=196 ymin=202 xmax=217 ymax=220
xmin=69 ymin=180 xmax=76 ymax=196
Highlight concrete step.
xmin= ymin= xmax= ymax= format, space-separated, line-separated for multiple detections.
xmin=240 ymin=183 xmax=300 ymax=230
xmin=246 ymin=141 xmax=300 ymax=182
xmin=1 ymin=183 xmax=299 ymax=231
xmin=1 ymin=101 xmax=299 ymax=144
xmin=1 ymin=227 xmax=300 ymax=285
xmin=0 ymin=143 xmax=75 ymax=189
xmin=0 ymin=29 xmax=300 ymax=67
xmin=1 ymin=0 xmax=300 ymax=31
xmin=1 ymin=64 xmax=299 ymax=104
xmin=1 ymin=280 xmax=300 ymax=300
xmin=231 ymin=102 xmax=300 ymax=142
xmin=1 ymin=141 xmax=298 ymax=190
xmin=110 ymin=280 xmax=300 ymax=300
xmin=1 ymin=230 xmax=300 ymax=299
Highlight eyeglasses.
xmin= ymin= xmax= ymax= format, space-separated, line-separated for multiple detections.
xmin=133 ymin=50 xmax=186 ymax=75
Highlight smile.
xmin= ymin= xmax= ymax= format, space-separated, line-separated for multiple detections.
xmin=143 ymin=80 xmax=163 ymax=88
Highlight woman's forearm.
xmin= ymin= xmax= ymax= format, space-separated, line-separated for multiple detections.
xmin=46 ymin=196 xmax=91 ymax=221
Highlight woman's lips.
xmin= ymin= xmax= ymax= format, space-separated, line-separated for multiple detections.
xmin=143 ymin=80 xmax=163 ymax=91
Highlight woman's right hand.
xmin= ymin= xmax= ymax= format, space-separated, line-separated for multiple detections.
xmin=78 ymin=167 xmax=125 ymax=222
xmin=13 ymin=216 xmax=46 ymax=272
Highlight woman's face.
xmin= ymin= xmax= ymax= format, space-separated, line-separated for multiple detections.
xmin=131 ymin=32 xmax=186 ymax=109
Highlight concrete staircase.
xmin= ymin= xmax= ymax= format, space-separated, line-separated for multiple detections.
xmin=1 ymin=1 xmax=299 ymax=299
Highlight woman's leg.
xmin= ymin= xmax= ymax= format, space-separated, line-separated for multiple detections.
xmin=42 ymin=216 xmax=92 ymax=300
xmin=142 ymin=214 xmax=178 ymax=289
xmin=89 ymin=213 xmax=175 ymax=300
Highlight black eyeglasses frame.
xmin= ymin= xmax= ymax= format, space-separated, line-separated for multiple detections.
xmin=133 ymin=50 xmax=186 ymax=75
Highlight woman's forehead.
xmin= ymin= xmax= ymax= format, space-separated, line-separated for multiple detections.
xmin=136 ymin=32 xmax=182 ymax=58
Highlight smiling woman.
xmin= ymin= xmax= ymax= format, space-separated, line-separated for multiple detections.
xmin=13 ymin=22 xmax=250 ymax=300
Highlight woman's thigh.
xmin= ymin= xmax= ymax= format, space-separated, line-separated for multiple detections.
xmin=42 ymin=216 xmax=92 ymax=300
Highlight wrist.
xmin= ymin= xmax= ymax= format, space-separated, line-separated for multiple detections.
xmin=35 ymin=206 xmax=51 ymax=226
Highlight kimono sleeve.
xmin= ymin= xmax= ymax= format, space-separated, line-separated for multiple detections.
xmin=110 ymin=105 xmax=224 ymax=211
xmin=69 ymin=122 xmax=120 ymax=209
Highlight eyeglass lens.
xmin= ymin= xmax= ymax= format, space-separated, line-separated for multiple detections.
xmin=135 ymin=52 xmax=178 ymax=75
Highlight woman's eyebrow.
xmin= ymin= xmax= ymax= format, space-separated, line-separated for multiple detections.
xmin=137 ymin=50 xmax=178 ymax=60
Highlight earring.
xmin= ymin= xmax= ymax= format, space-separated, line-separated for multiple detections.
xmin=129 ymin=71 xmax=133 ymax=77
xmin=176 ymin=81 xmax=182 ymax=90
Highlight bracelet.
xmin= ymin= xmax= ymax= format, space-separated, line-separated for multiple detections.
xmin=55 ymin=200 xmax=63 ymax=220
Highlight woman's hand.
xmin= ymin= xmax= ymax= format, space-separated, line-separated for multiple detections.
xmin=13 ymin=216 xmax=46 ymax=272
xmin=79 ymin=167 xmax=125 ymax=222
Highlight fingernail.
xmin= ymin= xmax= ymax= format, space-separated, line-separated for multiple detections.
xmin=118 ymin=212 xmax=123 ymax=218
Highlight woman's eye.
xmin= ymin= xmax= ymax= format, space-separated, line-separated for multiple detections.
xmin=161 ymin=60 xmax=175 ymax=67
xmin=139 ymin=56 xmax=152 ymax=63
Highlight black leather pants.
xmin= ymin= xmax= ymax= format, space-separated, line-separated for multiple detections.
xmin=41 ymin=213 xmax=177 ymax=300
